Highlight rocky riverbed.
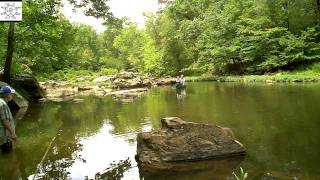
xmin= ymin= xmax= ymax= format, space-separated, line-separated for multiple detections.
xmin=39 ymin=72 xmax=176 ymax=102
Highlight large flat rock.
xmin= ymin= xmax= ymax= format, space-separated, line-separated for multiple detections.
xmin=136 ymin=117 xmax=246 ymax=171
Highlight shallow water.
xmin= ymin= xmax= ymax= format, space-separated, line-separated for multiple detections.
xmin=1 ymin=82 xmax=320 ymax=179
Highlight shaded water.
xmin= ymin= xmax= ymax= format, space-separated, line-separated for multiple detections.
xmin=1 ymin=82 xmax=320 ymax=179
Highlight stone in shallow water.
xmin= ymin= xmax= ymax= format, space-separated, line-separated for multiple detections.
xmin=136 ymin=117 xmax=246 ymax=171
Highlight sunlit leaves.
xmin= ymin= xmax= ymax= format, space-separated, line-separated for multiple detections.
xmin=148 ymin=0 xmax=320 ymax=75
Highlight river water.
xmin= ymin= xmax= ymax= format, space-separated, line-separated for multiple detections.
xmin=0 ymin=82 xmax=320 ymax=179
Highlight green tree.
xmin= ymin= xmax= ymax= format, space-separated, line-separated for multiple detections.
xmin=113 ymin=24 xmax=147 ymax=71
xmin=148 ymin=0 xmax=320 ymax=75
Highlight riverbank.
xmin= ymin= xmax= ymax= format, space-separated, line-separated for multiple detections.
xmin=37 ymin=70 xmax=320 ymax=101
xmin=186 ymin=74 xmax=320 ymax=83
xmin=39 ymin=71 xmax=175 ymax=102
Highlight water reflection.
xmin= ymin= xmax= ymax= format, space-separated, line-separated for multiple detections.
xmin=65 ymin=123 xmax=137 ymax=179
xmin=176 ymin=87 xmax=186 ymax=101
xmin=0 ymin=82 xmax=319 ymax=179
xmin=31 ymin=103 xmax=86 ymax=179
xmin=94 ymin=158 xmax=132 ymax=180
xmin=23 ymin=103 xmax=138 ymax=179
xmin=0 ymin=148 xmax=28 ymax=180
xmin=140 ymin=156 xmax=244 ymax=180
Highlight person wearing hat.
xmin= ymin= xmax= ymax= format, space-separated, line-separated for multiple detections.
xmin=0 ymin=86 xmax=17 ymax=153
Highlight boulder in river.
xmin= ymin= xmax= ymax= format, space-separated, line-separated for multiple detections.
xmin=136 ymin=117 xmax=246 ymax=171
xmin=11 ymin=75 xmax=45 ymax=101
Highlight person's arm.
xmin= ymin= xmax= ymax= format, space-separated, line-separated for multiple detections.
xmin=2 ymin=120 xmax=17 ymax=142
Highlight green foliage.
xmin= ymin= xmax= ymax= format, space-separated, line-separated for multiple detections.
xmin=182 ymin=63 xmax=214 ymax=76
xmin=311 ymin=63 xmax=320 ymax=73
xmin=1 ymin=0 xmax=123 ymax=79
xmin=186 ymin=74 xmax=320 ymax=83
xmin=281 ymin=62 xmax=320 ymax=76
xmin=233 ymin=167 xmax=248 ymax=180
xmin=142 ymin=0 xmax=320 ymax=75
xmin=142 ymin=35 xmax=161 ymax=75
xmin=1 ymin=0 xmax=319 ymax=78
xmin=66 ymin=0 xmax=115 ymax=21
xmin=98 ymin=67 xmax=118 ymax=75
xmin=113 ymin=24 xmax=147 ymax=71
xmin=38 ymin=69 xmax=94 ymax=81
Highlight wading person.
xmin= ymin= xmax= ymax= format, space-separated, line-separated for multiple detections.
xmin=175 ymin=76 xmax=181 ymax=84
xmin=180 ymin=74 xmax=185 ymax=86
xmin=0 ymin=86 xmax=17 ymax=153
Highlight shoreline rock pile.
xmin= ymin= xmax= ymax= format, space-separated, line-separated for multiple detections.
xmin=39 ymin=71 xmax=176 ymax=101
xmin=112 ymin=71 xmax=175 ymax=89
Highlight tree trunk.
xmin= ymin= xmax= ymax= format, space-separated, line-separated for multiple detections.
xmin=317 ymin=0 xmax=320 ymax=24
xmin=3 ymin=22 xmax=15 ymax=83
xmin=286 ymin=1 xmax=290 ymax=31
xmin=176 ymin=53 xmax=182 ymax=73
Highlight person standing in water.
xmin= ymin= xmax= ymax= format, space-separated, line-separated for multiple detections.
xmin=180 ymin=74 xmax=185 ymax=85
xmin=0 ymin=86 xmax=17 ymax=153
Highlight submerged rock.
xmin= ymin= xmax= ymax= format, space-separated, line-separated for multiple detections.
xmin=136 ymin=117 xmax=246 ymax=171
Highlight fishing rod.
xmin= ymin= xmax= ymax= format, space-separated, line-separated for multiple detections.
xmin=32 ymin=136 xmax=56 ymax=180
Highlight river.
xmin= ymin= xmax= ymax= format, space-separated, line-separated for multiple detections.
xmin=0 ymin=82 xmax=320 ymax=179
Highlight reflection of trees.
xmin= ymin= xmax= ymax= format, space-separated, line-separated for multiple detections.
xmin=179 ymin=83 xmax=320 ymax=178
xmin=95 ymin=158 xmax=132 ymax=180
xmin=0 ymin=148 xmax=29 ymax=180
xmin=0 ymin=96 xmax=125 ymax=179
xmin=35 ymin=102 xmax=85 ymax=179
xmin=29 ymin=96 xmax=125 ymax=179
xmin=100 ymin=96 xmax=146 ymax=134
xmin=5 ymin=98 xmax=108 ymax=179
xmin=5 ymin=83 xmax=318 ymax=179
xmin=36 ymin=138 xmax=85 ymax=179
xmin=11 ymin=103 xmax=63 ymax=178
xmin=139 ymin=157 xmax=244 ymax=180
xmin=100 ymin=83 xmax=320 ymax=178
